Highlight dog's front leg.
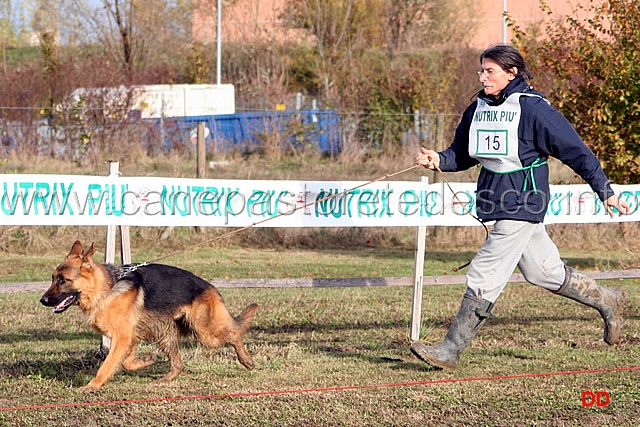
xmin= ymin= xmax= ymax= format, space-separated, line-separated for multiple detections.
xmin=79 ymin=338 xmax=135 ymax=393
xmin=122 ymin=348 xmax=156 ymax=372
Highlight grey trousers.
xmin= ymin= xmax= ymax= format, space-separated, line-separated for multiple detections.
xmin=465 ymin=220 xmax=566 ymax=302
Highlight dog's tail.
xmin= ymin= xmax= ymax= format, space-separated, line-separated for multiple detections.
xmin=235 ymin=303 xmax=260 ymax=333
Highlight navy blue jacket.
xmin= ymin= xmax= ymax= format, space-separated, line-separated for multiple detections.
xmin=439 ymin=77 xmax=614 ymax=223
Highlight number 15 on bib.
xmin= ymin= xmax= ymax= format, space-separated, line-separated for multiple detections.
xmin=475 ymin=130 xmax=508 ymax=156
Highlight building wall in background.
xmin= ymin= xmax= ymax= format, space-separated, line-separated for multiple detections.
xmin=192 ymin=0 xmax=594 ymax=49
xmin=473 ymin=0 xmax=594 ymax=47
xmin=192 ymin=0 xmax=297 ymax=45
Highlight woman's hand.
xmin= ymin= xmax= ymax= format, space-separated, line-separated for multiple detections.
xmin=416 ymin=147 xmax=440 ymax=170
xmin=604 ymin=194 xmax=630 ymax=218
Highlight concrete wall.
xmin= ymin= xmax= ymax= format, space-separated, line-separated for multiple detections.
xmin=192 ymin=0 xmax=594 ymax=49
xmin=471 ymin=0 xmax=595 ymax=48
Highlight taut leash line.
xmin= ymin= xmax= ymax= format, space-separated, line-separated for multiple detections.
xmin=434 ymin=165 xmax=489 ymax=272
xmin=145 ymin=164 xmax=422 ymax=265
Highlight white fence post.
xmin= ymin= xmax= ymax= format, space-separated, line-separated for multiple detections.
xmin=100 ymin=161 xmax=131 ymax=356
xmin=103 ymin=162 xmax=119 ymax=265
xmin=409 ymin=176 xmax=428 ymax=341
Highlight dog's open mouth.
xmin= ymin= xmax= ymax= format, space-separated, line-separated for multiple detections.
xmin=52 ymin=292 xmax=79 ymax=313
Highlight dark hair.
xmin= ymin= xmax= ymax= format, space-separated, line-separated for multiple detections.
xmin=480 ymin=44 xmax=533 ymax=81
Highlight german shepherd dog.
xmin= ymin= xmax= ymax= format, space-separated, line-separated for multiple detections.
xmin=40 ymin=240 xmax=259 ymax=392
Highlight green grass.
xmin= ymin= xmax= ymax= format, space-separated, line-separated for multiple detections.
xmin=0 ymin=246 xmax=464 ymax=284
xmin=2 ymin=243 xmax=639 ymax=285
xmin=0 ymin=281 xmax=639 ymax=426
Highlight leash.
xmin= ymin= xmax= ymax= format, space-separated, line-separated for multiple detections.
xmin=433 ymin=164 xmax=489 ymax=272
xmin=120 ymin=162 xmax=484 ymax=274
xmin=133 ymin=164 xmax=422 ymax=267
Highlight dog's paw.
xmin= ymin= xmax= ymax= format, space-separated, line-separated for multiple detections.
xmin=140 ymin=353 xmax=156 ymax=363
xmin=78 ymin=383 xmax=101 ymax=393
xmin=123 ymin=354 xmax=156 ymax=371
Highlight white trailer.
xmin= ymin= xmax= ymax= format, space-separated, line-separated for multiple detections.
xmin=68 ymin=84 xmax=236 ymax=119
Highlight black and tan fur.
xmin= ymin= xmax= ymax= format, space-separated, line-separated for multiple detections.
xmin=40 ymin=240 xmax=259 ymax=392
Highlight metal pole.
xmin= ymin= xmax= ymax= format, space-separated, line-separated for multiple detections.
xmin=502 ymin=0 xmax=507 ymax=44
xmin=216 ymin=0 xmax=222 ymax=85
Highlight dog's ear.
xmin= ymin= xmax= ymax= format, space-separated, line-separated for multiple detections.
xmin=82 ymin=242 xmax=95 ymax=260
xmin=69 ymin=240 xmax=83 ymax=256
xmin=80 ymin=242 xmax=95 ymax=270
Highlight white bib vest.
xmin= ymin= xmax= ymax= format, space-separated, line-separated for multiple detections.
xmin=469 ymin=92 xmax=547 ymax=192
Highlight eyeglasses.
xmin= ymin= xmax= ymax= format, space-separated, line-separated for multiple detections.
xmin=477 ymin=68 xmax=505 ymax=77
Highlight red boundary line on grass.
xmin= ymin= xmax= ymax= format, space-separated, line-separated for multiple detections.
xmin=1 ymin=365 xmax=639 ymax=412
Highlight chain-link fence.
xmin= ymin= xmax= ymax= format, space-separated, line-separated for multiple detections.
xmin=0 ymin=104 xmax=463 ymax=161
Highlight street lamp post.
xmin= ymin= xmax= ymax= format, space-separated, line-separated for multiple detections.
xmin=216 ymin=0 xmax=222 ymax=85
xmin=502 ymin=0 xmax=508 ymax=44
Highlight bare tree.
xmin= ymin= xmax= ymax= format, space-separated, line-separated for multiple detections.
xmin=108 ymin=0 xmax=135 ymax=80
xmin=383 ymin=0 xmax=428 ymax=62
xmin=60 ymin=0 xmax=192 ymax=82
xmin=284 ymin=0 xmax=477 ymax=107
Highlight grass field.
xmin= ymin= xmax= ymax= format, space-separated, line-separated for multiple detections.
xmin=0 ymin=245 xmax=638 ymax=426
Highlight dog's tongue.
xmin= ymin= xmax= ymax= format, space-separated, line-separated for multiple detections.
xmin=53 ymin=295 xmax=76 ymax=313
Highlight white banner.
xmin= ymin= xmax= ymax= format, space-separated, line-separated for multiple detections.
xmin=1 ymin=174 xmax=638 ymax=227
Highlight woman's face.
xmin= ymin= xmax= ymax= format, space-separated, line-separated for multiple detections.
xmin=478 ymin=58 xmax=516 ymax=98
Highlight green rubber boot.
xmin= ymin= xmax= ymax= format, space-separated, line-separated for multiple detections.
xmin=410 ymin=294 xmax=493 ymax=369
xmin=553 ymin=266 xmax=629 ymax=345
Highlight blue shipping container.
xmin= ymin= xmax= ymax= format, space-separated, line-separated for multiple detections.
xmin=147 ymin=109 xmax=341 ymax=155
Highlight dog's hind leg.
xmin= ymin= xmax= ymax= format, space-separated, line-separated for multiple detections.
xmin=227 ymin=334 xmax=255 ymax=370
xmin=154 ymin=327 xmax=185 ymax=382
xmin=189 ymin=295 xmax=258 ymax=370
xmin=194 ymin=326 xmax=254 ymax=369
xmin=194 ymin=328 xmax=255 ymax=369
xmin=228 ymin=303 xmax=260 ymax=369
